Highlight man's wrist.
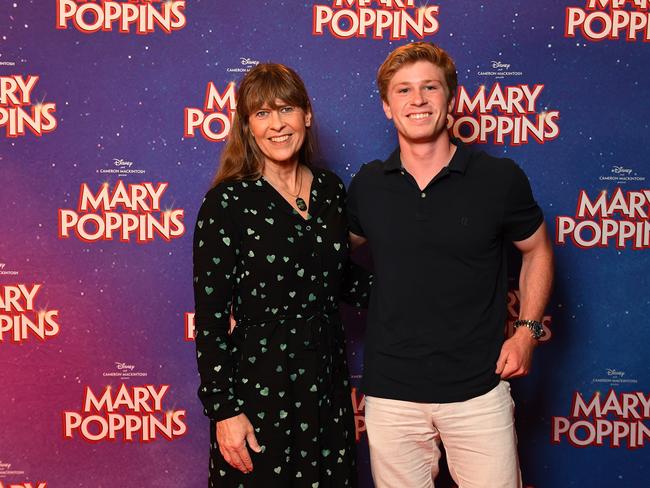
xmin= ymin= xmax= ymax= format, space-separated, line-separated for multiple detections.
xmin=513 ymin=319 xmax=545 ymax=340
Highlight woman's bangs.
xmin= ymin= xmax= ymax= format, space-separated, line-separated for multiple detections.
xmin=243 ymin=75 xmax=304 ymax=116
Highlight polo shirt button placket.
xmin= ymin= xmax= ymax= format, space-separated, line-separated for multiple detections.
xmin=416 ymin=189 xmax=429 ymax=222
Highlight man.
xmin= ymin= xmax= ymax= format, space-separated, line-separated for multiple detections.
xmin=347 ymin=42 xmax=553 ymax=488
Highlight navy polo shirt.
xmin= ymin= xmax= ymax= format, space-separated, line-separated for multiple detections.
xmin=347 ymin=142 xmax=544 ymax=403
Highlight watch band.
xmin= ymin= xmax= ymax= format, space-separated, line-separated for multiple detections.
xmin=513 ymin=319 xmax=545 ymax=340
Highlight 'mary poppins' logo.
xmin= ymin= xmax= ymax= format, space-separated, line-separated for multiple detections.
xmin=565 ymin=0 xmax=650 ymax=42
xmin=184 ymin=82 xmax=236 ymax=142
xmin=313 ymin=0 xmax=440 ymax=39
xmin=450 ymin=83 xmax=560 ymax=145
xmin=0 ymin=75 xmax=56 ymax=137
xmin=56 ymin=0 xmax=186 ymax=34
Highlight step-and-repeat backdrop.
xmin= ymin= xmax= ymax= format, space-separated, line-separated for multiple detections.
xmin=1 ymin=1 xmax=648 ymax=487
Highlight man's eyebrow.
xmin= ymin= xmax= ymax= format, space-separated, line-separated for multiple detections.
xmin=393 ymin=79 xmax=441 ymax=86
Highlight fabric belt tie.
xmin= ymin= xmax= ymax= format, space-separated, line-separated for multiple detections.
xmin=236 ymin=309 xmax=339 ymax=351
xmin=236 ymin=310 xmax=341 ymax=398
xmin=304 ymin=311 xmax=338 ymax=350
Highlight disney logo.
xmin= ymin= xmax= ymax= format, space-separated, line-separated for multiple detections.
xmin=0 ymin=462 xmax=11 ymax=469
xmin=606 ymin=368 xmax=625 ymax=377
xmin=491 ymin=60 xmax=511 ymax=70
xmin=240 ymin=57 xmax=260 ymax=67
xmin=0 ymin=263 xmax=5 ymax=269
xmin=611 ymin=165 xmax=632 ymax=175
xmin=113 ymin=158 xmax=134 ymax=168
xmin=115 ymin=362 xmax=135 ymax=371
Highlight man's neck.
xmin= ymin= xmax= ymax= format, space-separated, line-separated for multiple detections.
xmin=398 ymin=134 xmax=456 ymax=189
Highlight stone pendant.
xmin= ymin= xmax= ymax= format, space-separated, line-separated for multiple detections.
xmin=296 ymin=197 xmax=307 ymax=211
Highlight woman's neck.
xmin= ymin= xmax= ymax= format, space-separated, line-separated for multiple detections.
xmin=263 ymin=160 xmax=302 ymax=187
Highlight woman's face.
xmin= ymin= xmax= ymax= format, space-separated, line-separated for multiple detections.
xmin=248 ymin=98 xmax=311 ymax=167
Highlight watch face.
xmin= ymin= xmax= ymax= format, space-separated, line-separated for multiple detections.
xmin=532 ymin=323 xmax=545 ymax=339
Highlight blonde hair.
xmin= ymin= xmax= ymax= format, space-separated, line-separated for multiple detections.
xmin=377 ymin=42 xmax=458 ymax=103
xmin=212 ymin=63 xmax=314 ymax=186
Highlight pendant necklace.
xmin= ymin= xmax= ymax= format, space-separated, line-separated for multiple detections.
xmin=270 ymin=166 xmax=307 ymax=212
xmin=292 ymin=168 xmax=308 ymax=211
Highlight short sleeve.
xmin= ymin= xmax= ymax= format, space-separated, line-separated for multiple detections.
xmin=193 ymin=186 xmax=242 ymax=421
xmin=346 ymin=165 xmax=366 ymax=237
xmin=502 ymin=162 xmax=544 ymax=242
xmin=334 ymin=176 xmax=373 ymax=307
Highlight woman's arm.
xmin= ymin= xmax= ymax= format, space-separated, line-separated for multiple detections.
xmin=192 ymin=188 xmax=242 ymax=421
xmin=193 ymin=188 xmax=262 ymax=472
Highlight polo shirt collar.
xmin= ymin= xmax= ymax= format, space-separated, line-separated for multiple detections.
xmin=383 ymin=138 xmax=471 ymax=175
xmin=382 ymin=147 xmax=402 ymax=172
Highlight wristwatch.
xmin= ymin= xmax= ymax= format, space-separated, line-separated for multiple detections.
xmin=513 ymin=319 xmax=545 ymax=340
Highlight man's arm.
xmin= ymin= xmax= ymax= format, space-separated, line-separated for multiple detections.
xmin=495 ymin=222 xmax=554 ymax=379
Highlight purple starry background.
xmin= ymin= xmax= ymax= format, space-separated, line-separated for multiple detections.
xmin=0 ymin=1 xmax=649 ymax=486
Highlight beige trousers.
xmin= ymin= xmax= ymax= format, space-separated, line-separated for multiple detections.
xmin=365 ymin=381 xmax=522 ymax=488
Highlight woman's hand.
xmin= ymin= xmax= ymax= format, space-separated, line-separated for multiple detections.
xmin=216 ymin=413 xmax=261 ymax=473
xmin=349 ymin=231 xmax=367 ymax=252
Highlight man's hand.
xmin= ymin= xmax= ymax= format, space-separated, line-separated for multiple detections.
xmin=216 ymin=413 xmax=261 ymax=473
xmin=495 ymin=326 xmax=538 ymax=379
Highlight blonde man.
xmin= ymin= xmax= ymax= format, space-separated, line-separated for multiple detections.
xmin=347 ymin=43 xmax=553 ymax=488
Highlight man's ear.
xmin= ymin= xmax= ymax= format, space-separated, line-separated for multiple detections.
xmin=447 ymin=95 xmax=456 ymax=114
xmin=382 ymin=100 xmax=392 ymax=120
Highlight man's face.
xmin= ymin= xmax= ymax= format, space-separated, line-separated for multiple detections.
xmin=382 ymin=60 xmax=454 ymax=145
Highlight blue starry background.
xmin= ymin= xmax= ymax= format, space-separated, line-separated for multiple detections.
xmin=0 ymin=0 xmax=648 ymax=486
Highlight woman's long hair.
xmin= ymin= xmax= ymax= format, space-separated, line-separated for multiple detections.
xmin=212 ymin=63 xmax=315 ymax=186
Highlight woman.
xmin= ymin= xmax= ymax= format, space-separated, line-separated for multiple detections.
xmin=193 ymin=63 xmax=368 ymax=487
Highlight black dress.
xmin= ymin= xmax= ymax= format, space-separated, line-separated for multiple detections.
xmin=193 ymin=168 xmax=368 ymax=487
